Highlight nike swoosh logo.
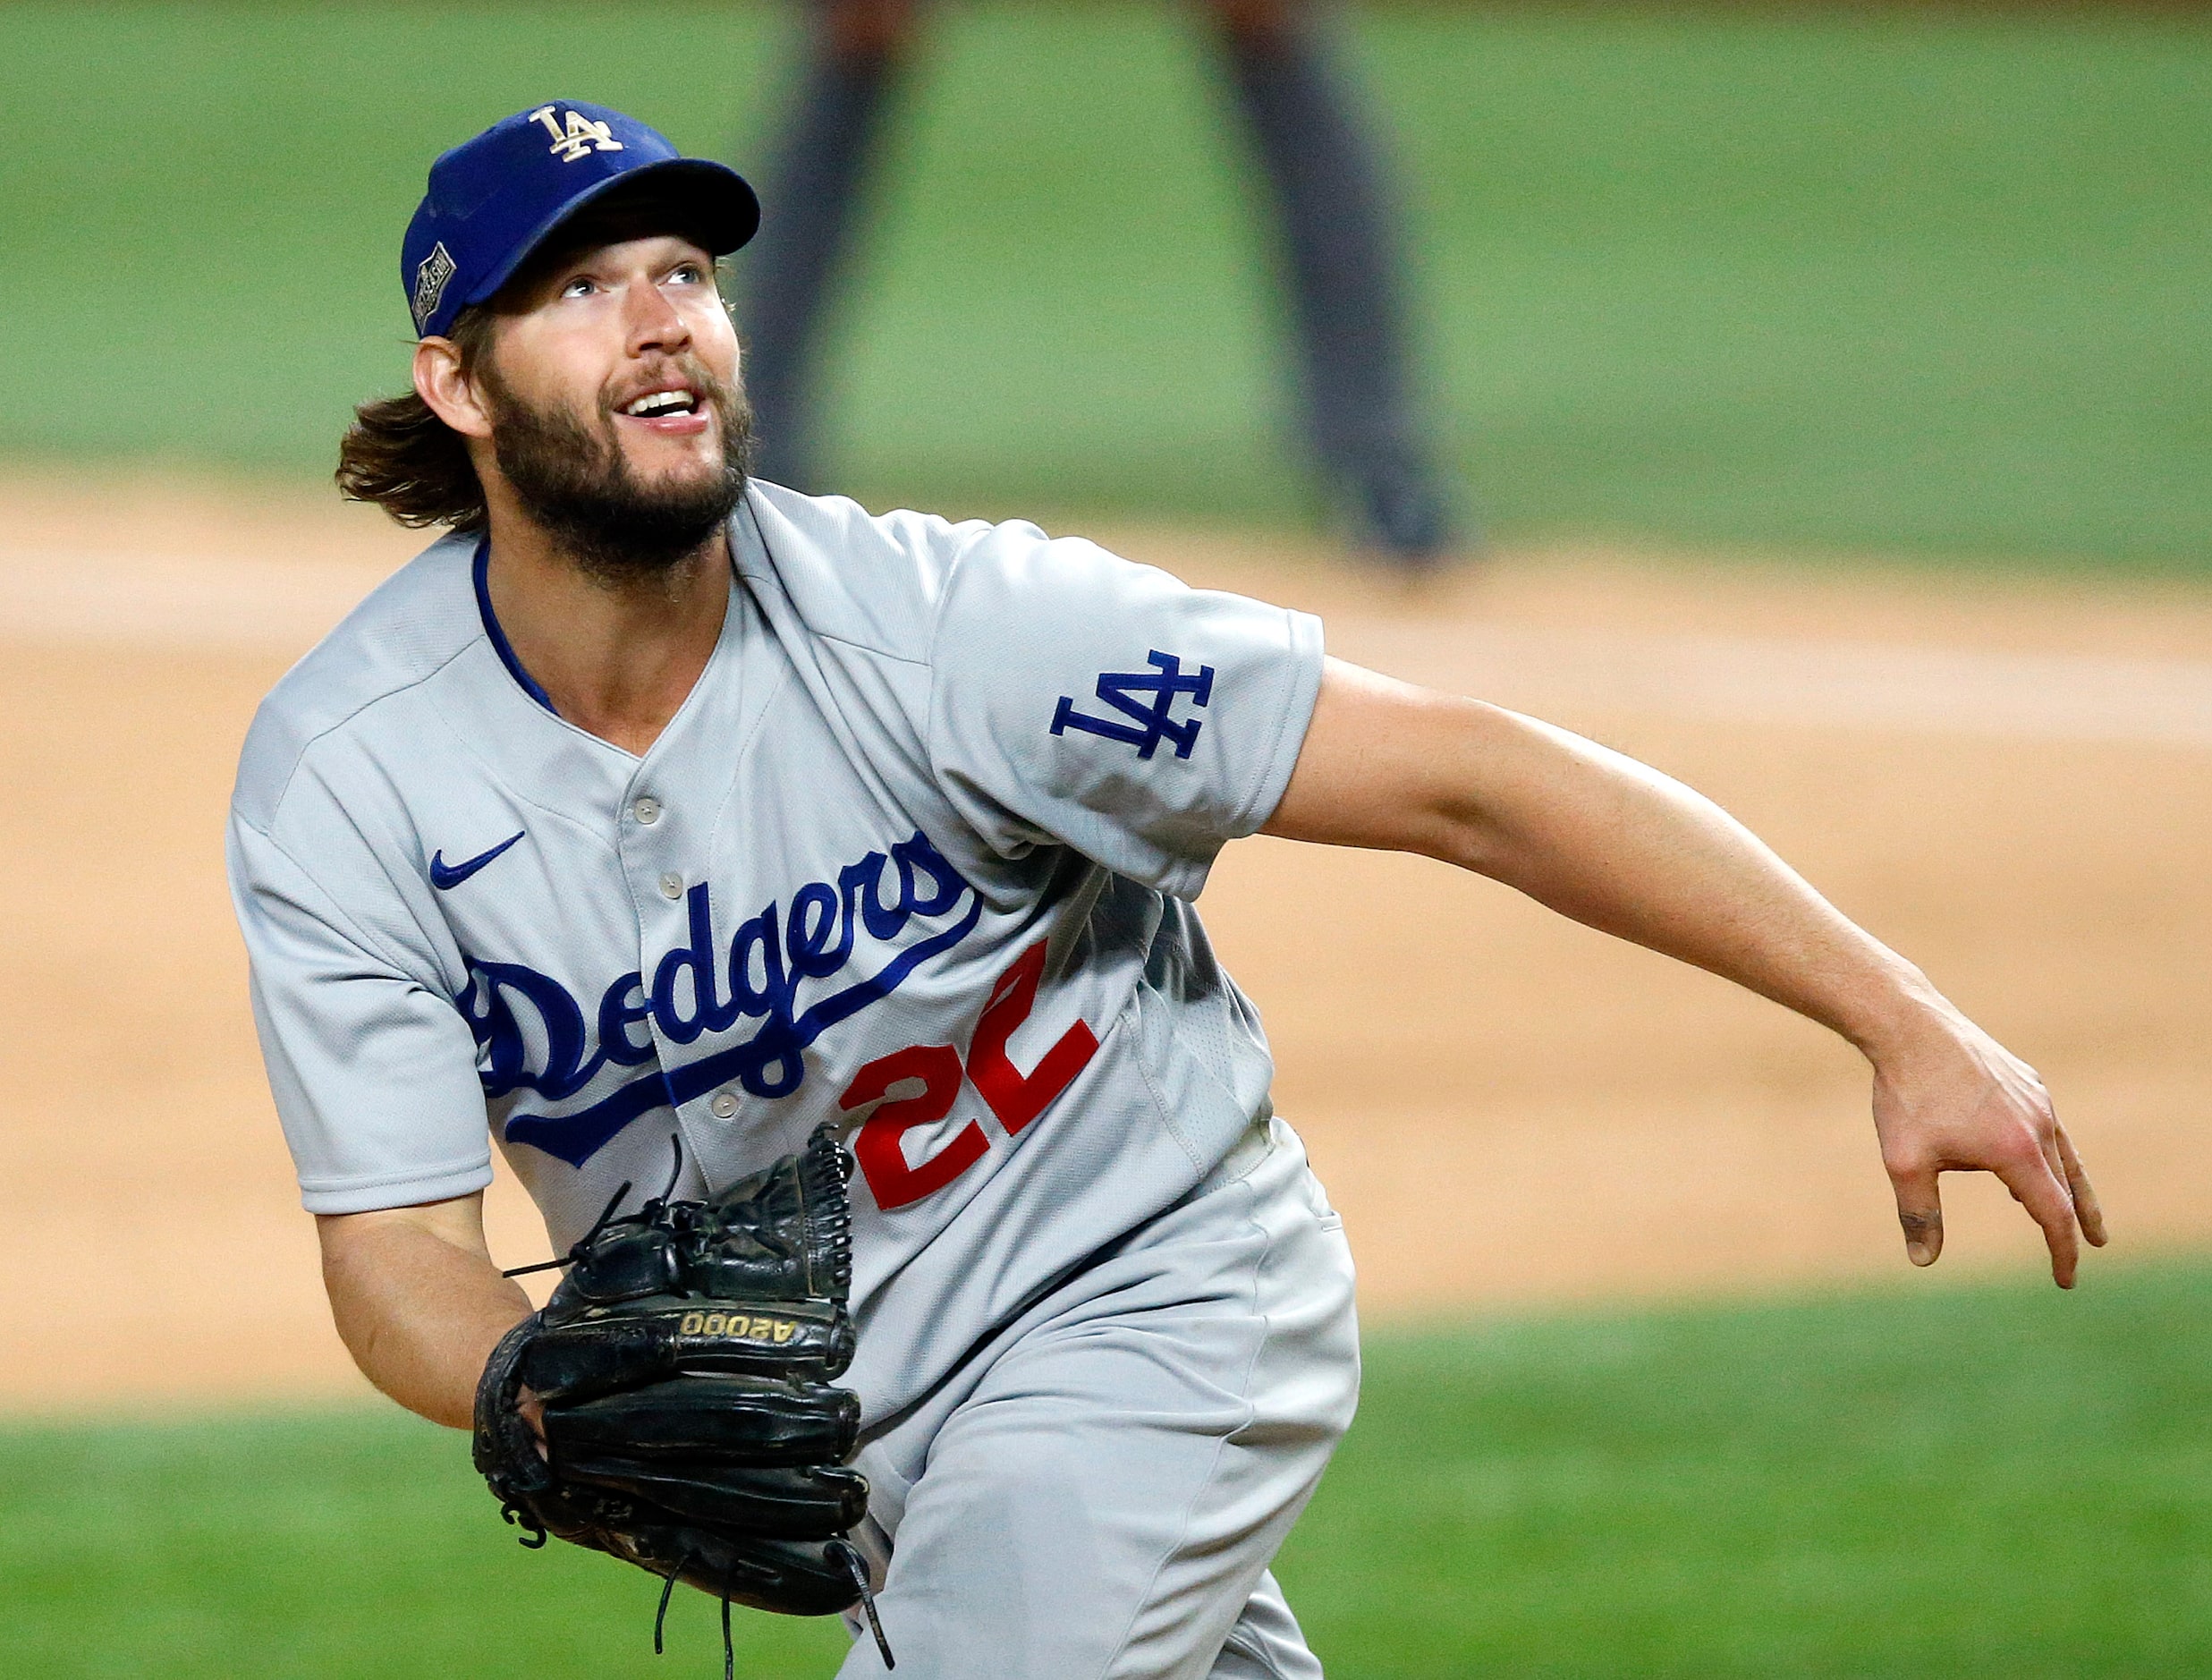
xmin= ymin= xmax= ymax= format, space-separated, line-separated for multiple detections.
xmin=429 ymin=830 xmax=525 ymax=890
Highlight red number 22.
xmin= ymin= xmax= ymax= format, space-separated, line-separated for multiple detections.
xmin=838 ymin=942 xmax=1098 ymax=1211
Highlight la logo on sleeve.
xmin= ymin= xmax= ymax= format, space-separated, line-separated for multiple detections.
xmin=1050 ymin=650 xmax=1214 ymax=761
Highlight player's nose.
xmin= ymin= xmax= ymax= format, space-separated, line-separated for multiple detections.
xmin=623 ymin=276 xmax=692 ymax=357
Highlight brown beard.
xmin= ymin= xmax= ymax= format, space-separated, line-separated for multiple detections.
xmin=480 ymin=355 xmax=754 ymax=588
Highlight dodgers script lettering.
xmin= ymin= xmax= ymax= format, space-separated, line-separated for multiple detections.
xmin=461 ymin=830 xmax=982 ymax=1167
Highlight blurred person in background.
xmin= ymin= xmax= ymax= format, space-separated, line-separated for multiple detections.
xmin=742 ymin=0 xmax=1462 ymax=568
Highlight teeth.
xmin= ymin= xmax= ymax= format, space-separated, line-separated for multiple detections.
xmin=624 ymin=390 xmax=696 ymax=418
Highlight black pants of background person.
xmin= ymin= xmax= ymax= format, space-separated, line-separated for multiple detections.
xmin=740 ymin=0 xmax=1462 ymax=567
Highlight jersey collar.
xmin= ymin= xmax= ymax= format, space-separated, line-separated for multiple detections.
xmin=471 ymin=536 xmax=561 ymax=715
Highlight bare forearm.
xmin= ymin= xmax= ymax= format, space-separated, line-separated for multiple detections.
xmin=317 ymin=1201 xmax=531 ymax=1430
xmin=1268 ymin=663 xmax=1934 ymax=1054
xmin=1440 ymin=711 xmax=1937 ymax=1054
xmin=1266 ymin=658 xmax=2102 ymax=1284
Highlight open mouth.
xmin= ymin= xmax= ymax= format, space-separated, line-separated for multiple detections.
xmin=620 ymin=387 xmax=701 ymax=420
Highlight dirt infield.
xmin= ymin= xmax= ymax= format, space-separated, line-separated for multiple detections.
xmin=4 ymin=465 xmax=2208 ymax=1414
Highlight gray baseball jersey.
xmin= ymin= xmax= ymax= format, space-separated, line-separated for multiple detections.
xmin=227 ymin=480 xmax=1325 ymax=1426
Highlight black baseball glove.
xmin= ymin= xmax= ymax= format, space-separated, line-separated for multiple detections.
xmin=473 ymin=1123 xmax=893 ymax=1669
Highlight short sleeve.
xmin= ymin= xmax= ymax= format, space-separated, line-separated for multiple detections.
xmin=924 ymin=524 xmax=1323 ymax=898
xmin=227 ymin=816 xmax=495 ymax=1214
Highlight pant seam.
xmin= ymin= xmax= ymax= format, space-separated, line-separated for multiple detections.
xmin=1089 ymin=1175 xmax=1279 ymax=1680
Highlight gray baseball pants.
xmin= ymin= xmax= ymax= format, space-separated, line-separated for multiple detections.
xmin=838 ymin=1117 xmax=1360 ymax=1678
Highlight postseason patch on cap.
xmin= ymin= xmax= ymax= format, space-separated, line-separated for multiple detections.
xmin=410 ymin=242 xmax=457 ymax=335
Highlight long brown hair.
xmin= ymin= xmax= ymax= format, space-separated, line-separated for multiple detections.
xmin=334 ymin=304 xmax=499 ymax=530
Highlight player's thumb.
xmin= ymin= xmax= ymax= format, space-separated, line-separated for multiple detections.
xmin=1887 ymin=1161 xmax=1945 ymax=1268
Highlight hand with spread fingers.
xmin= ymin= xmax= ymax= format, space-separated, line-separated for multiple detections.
xmin=1869 ymin=997 xmax=2106 ymax=1287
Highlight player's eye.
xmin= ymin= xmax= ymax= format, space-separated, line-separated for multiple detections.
xmin=668 ymin=262 xmax=705 ymax=285
xmin=560 ymin=276 xmax=599 ymax=299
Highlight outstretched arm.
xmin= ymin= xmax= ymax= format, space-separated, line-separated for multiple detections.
xmin=1262 ymin=658 xmax=2106 ymax=1285
xmin=316 ymin=1193 xmax=533 ymax=1428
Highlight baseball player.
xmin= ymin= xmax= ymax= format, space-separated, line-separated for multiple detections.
xmin=741 ymin=0 xmax=1459 ymax=565
xmin=231 ymin=104 xmax=2103 ymax=1679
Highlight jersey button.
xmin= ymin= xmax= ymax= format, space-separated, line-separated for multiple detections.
xmin=709 ymin=1090 xmax=738 ymax=1120
xmin=631 ymin=796 xmax=661 ymax=826
xmin=658 ymin=871 xmax=683 ymax=901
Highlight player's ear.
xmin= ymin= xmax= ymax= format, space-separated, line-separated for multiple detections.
xmin=413 ymin=335 xmax=495 ymax=439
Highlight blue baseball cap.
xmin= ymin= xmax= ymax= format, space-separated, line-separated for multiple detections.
xmin=400 ymin=100 xmax=759 ymax=339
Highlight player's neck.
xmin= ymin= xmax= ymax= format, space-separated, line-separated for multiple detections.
xmin=479 ymin=510 xmax=731 ymax=758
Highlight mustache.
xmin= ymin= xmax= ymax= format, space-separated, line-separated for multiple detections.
xmin=479 ymin=353 xmax=755 ymax=586
xmin=598 ymin=355 xmax=740 ymax=427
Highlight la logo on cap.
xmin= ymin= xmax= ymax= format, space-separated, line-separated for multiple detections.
xmin=530 ymin=105 xmax=625 ymax=165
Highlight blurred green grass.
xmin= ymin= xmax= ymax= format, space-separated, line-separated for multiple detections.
xmin=5 ymin=1261 xmax=2208 ymax=1677
xmin=4 ymin=4 xmax=2212 ymax=564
